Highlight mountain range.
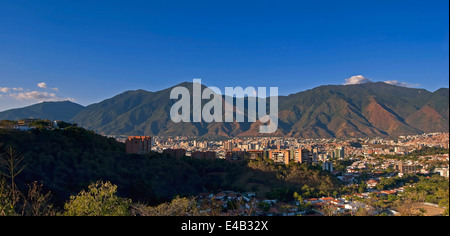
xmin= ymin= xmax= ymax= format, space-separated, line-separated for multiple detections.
xmin=0 ymin=82 xmax=448 ymax=138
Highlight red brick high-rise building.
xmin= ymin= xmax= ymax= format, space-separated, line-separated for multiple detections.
xmin=126 ymin=136 xmax=152 ymax=154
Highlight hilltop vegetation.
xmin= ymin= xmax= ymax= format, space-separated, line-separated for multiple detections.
xmin=0 ymin=126 xmax=339 ymax=212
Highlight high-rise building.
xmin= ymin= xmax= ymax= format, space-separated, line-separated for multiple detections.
xmin=434 ymin=168 xmax=449 ymax=178
xmin=198 ymin=141 xmax=208 ymax=149
xmin=311 ymin=146 xmax=319 ymax=154
xmin=274 ymin=140 xmax=285 ymax=150
xmin=269 ymin=150 xmax=290 ymax=164
xmin=290 ymin=149 xmax=310 ymax=164
xmin=322 ymin=161 xmax=333 ymax=172
xmin=247 ymin=150 xmax=264 ymax=160
xmin=126 ymin=136 xmax=152 ymax=154
xmin=334 ymin=147 xmax=345 ymax=159
xmin=395 ymin=162 xmax=417 ymax=174
xmin=223 ymin=141 xmax=235 ymax=151
xmin=318 ymin=153 xmax=329 ymax=162
xmin=290 ymin=149 xmax=301 ymax=163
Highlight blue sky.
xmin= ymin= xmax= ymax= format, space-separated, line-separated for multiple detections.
xmin=0 ymin=0 xmax=448 ymax=111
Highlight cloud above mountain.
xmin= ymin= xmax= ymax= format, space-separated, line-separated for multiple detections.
xmin=0 ymin=82 xmax=74 ymax=103
xmin=9 ymin=91 xmax=75 ymax=102
xmin=38 ymin=82 xmax=60 ymax=91
xmin=384 ymin=80 xmax=419 ymax=88
xmin=343 ymin=75 xmax=419 ymax=88
xmin=344 ymin=75 xmax=372 ymax=85
xmin=10 ymin=91 xmax=57 ymax=101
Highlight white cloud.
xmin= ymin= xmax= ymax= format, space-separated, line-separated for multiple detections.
xmin=37 ymin=82 xmax=47 ymax=89
xmin=38 ymin=82 xmax=59 ymax=92
xmin=8 ymin=91 xmax=76 ymax=103
xmin=2 ymin=82 xmax=72 ymax=104
xmin=10 ymin=91 xmax=57 ymax=101
xmin=384 ymin=80 xmax=419 ymax=88
xmin=1 ymin=87 xmax=24 ymax=93
xmin=343 ymin=76 xmax=419 ymax=88
xmin=0 ymin=87 xmax=11 ymax=93
xmin=344 ymin=75 xmax=372 ymax=85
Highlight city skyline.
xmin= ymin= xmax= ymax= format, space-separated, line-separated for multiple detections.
xmin=1 ymin=0 xmax=449 ymax=111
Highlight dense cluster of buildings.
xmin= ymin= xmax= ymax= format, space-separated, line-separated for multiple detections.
xmin=146 ymin=133 xmax=448 ymax=158
xmin=122 ymin=133 xmax=449 ymax=180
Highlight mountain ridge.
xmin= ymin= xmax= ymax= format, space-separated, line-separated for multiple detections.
xmin=0 ymin=82 xmax=448 ymax=138
xmin=0 ymin=101 xmax=85 ymax=121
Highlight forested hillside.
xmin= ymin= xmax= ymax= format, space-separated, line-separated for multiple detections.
xmin=0 ymin=127 xmax=339 ymax=209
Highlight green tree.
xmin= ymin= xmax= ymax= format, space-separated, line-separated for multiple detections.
xmin=386 ymin=166 xmax=395 ymax=174
xmin=64 ymin=181 xmax=131 ymax=216
xmin=55 ymin=121 xmax=75 ymax=129
xmin=418 ymin=208 xmax=427 ymax=216
xmin=387 ymin=194 xmax=397 ymax=203
xmin=301 ymin=185 xmax=313 ymax=199
xmin=293 ymin=192 xmax=303 ymax=203
xmin=24 ymin=181 xmax=54 ymax=216
xmin=358 ymin=183 xmax=367 ymax=193
xmin=293 ymin=192 xmax=311 ymax=212
xmin=436 ymin=188 xmax=449 ymax=216
xmin=0 ymin=178 xmax=16 ymax=216
xmin=29 ymin=120 xmax=51 ymax=130
xmin=258 ymin=201 xmax=271 ymax=213
xmin=332 ymin=191 xmax=338 ymax=198
xmin=130 ymin=197 xmax=214 ymax=216
xmin=376 ymin=183 xmax=385 ymax=191
xmin=0 ymin=145 xmax=25 ymax=213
